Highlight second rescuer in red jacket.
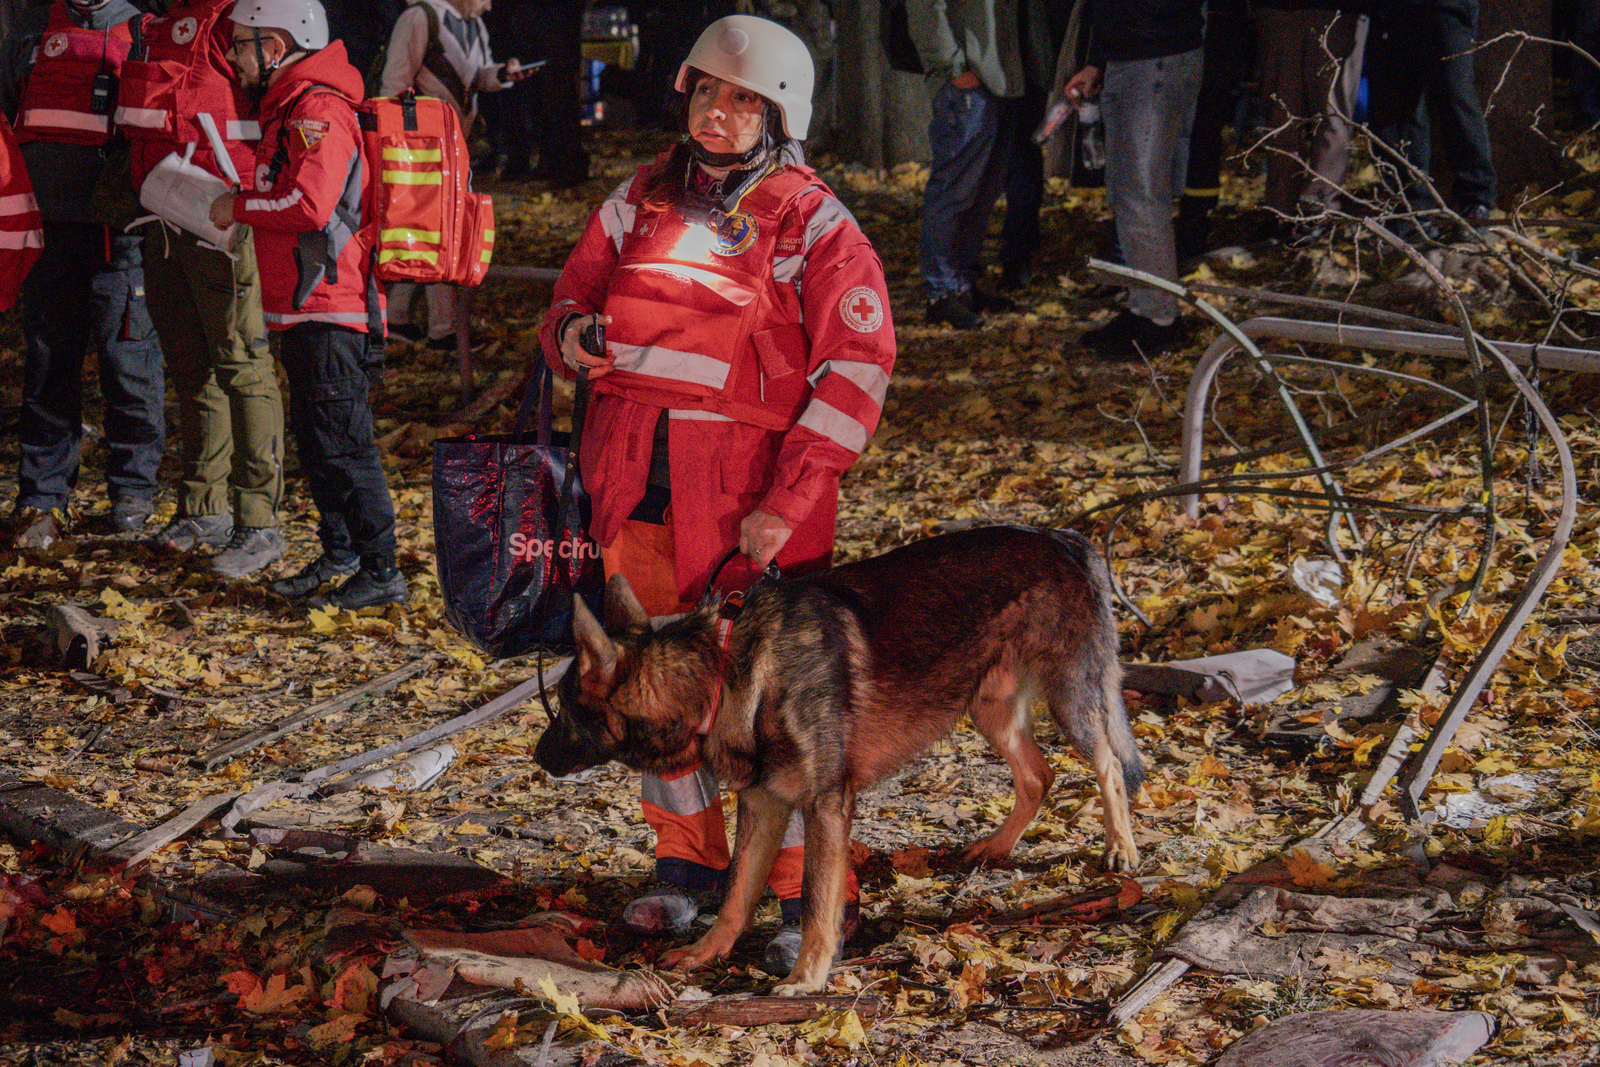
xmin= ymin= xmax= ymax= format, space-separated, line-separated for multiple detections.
xmin=539 ymin=15 xmax=896 ymax=974
xmin=210 ymin=0 xmax=406 ymax=611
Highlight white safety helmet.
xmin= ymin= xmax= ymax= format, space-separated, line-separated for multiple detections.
xmin=229 ymin=0 xmax=329 ymax=51
xmin=674 ymin=15 xmax=815 ymax=141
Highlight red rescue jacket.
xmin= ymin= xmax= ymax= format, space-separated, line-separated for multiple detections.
xmin=233 ymin=43 xmax=379 ymax=331
xmin=540 ymin=153 xmax=895 ymax=600
xmin=0 ymin=113 xmax=43 ymax=308
xmin=16 ymin=3 xmax=138 ymax=147
xmin=115 ymin=0 xmax=259 ymax=186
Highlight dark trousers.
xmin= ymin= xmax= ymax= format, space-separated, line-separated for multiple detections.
xmin=279 ymin=323 xmax=397 ymax=568
xmin=1366 ymin=0 xmax=1496 ymax=210
xmin=998 ymin=85 xmax=1046 ymax=278
xmin=18 ymin=223 xmax=164 ymax=511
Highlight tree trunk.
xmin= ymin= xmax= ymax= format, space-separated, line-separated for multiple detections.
xmin=1476 ymin=0 xmax=1561 ymax=199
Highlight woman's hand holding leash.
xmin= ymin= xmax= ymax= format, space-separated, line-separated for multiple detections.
xmin=559 ymin=313 xmax=616 ymax=379
xmin=740 ymin=509 xmax=792 ymax=570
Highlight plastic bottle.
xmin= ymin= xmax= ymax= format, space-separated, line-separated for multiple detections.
xmin=1077 ymin=101 xmax=1105 ymax=172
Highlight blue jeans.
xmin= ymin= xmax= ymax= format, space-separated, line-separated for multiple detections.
xmin=920 ymin=82 xmax=1014 ymax=300
xmin=1101 ymin=47 xmax=1204 ymax=325
xmin=18 ymin=224 xmax=165 ymax=511
xmin=1366 ymin=0 xmax=1495 ymax=211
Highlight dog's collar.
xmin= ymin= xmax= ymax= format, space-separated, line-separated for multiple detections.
xmin=699 ymin=594 xmax=743 ymax=737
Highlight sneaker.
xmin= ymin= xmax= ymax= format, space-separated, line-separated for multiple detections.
xmin=926 ymin=293 xmax=982 ymax=330
xmin=387 ymin=323 xmax=425 ymax=344
xmin=10 ymin=506 xmax=65 ymax=551
xmin=1079 ymin=309 xmax=1190 ymax=362
xmin=210 ymin=525 xmax=285 ymax=579
xmin=152 ymin=513 xmax=234 ymax=551
xmin=622 ymin=885 xmax=708 ymax=936
xmin=308 ymin=566 xmax=408 ymax=611
xmin=268 ymin=553 xmax=360 ymax=598
xmin=111 ymin=497 xmax=154 ymax=533
xmin=762 ymin=900 xmax=860 ymax=974
xmin=970 ymin=288 xmax=1017 ymax=314
xmin=998 ymin=264 xmax=1032 ymax=291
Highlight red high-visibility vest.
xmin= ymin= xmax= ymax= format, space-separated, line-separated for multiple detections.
xmin=16 ymin=4 xmax=137 ymax=148
xmin=0 ymin=115 xmax=44 ymax=309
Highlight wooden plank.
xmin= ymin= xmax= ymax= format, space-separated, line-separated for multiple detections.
xmin=0 ymin=772 xmax=145 ymax=855
xmin=304 ymin=659 xmax=571 ymax=787
xmin=192 ymin=656 xmax=437 ymax=772
xmin=104 ymin=791 xmax=241 ymax=869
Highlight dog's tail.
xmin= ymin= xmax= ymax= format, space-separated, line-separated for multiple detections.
xmin=1069 ymin=531 xmax=1145 ymax=798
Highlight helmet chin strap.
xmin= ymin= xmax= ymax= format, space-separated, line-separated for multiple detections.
xmin=689 ymin=134 xmax=771 ymax=171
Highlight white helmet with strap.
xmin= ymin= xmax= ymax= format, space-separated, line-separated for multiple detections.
xmin=674 ymin=15 xmax=815 ymax=141
xmin=229 ymin=0 xmax=328 ymax=51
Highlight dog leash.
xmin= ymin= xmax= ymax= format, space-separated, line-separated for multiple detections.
xmin=697 ymin=546 xmax=782 ymax=736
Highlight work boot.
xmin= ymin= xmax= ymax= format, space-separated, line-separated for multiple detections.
xmin=111 ymin=497 xmax=154 ymax=533
xmin=1079 ymin=310 xmax=1190 ymax=362
xmin=309 ymin=565 xmax=408 ymax=611
xmin=210 ymin=525 xmax=285 ymax=578
xmin=269 ymin=553 xmax=359 ymax=598
xmin=925 ymin=293 xmax=982 ymax=330
xmin=152 ymin=513 xmax=234 ymax=551
xmin=623 ymin=885 xmax=712 ymax=936
xmin=762 ymin=899 xmax=861 ymax=974
xmin=10 ymin=506 xmax=66 ymax=551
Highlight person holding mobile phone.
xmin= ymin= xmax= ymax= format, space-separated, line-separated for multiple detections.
xmin=377 ymin=0 xmax=527 ymax=350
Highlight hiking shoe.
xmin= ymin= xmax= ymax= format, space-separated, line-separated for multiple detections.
xmin=268 ymin=553 xmax=359 ymax=598
xmin=387 ymin=323 xmax=425 ymax=344
xmin=309 ymin=566 xmax=408 ymax=611
xmin=970 ymin=288 xmax=1017 ymax=314
xmin=152 ymin=513 xmax=234 ymax=551
xmin=763 ymin=900 xmax=861 ymax=974
xmin=622 ymin=886 xmax=707 ymax=936
xmin=1079 ymin=310 xmax=1190 ymax=362
xmin=210 ymin=525 xmax=285 ymax=578
xmin=926 ymin=293 xmax=982 ymax=330
xmin=10 ymin=506 xmax=65 ymax=551
xmin=111 ymin=497 xmax=154 ymax=533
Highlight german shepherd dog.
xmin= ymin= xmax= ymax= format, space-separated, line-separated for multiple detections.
xmin=534 ymin=525 xmax=1143 ymax=995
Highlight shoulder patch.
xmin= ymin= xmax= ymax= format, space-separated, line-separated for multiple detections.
xmin=171 ymin=16 xmax=198 ymax=45
xmin=839 ymin=286 xmax=884 ymax=334
xmin=290 ymin=116 xmax=330 ymax=150
xmin=42 ymin=33 xmax=68 ymax=58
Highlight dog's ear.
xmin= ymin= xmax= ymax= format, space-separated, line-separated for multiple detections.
xmin=603 ymin=574 xmax=651 ymax=635
xmin=572 ymin=593 xmax=619 ymax=691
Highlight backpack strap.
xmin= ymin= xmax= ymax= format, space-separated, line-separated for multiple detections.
xmin=416 ymin=4 xmax=471 ymax=115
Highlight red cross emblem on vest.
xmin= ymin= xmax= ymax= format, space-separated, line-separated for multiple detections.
xmin=839 ymin=285 xmax=883 ymax=334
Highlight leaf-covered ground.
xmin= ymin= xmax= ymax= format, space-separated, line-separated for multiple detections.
xmin=4 ymin=125 xmax=1600 ymax=1066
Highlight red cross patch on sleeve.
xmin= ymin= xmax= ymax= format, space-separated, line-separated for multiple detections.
xmin=291 ymin=117 xmax=330 ymax=151
xmin=839 ymin=286 xmax=884 ymax=333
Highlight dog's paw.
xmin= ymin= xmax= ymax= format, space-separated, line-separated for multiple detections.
xmin=959 ymin=837 xmax=1014 ymax=866
xmin=772 ymin=977 xmax=829 ymax=997
xmin=1104 ymin=844 xmax=1141 ymax=873
xmin=662 ymin=934 xmax=733 ymax=972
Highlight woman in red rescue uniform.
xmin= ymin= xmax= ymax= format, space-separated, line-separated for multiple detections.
xmin=539 ymin=15 xmax=895 ymax=973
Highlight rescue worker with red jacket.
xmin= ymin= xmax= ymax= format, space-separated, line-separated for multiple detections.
xmin=1 ymin=0 xmax=165 ymax=551
xmin=539 ymin=15 xmax=895 ymax=974
xmin=208 ymin=0 xmax=407 ymax=611
xmin=116 ymin=0 xmax=287 ymax=578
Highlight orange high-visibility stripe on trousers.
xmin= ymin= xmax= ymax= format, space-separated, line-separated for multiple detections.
xmin=641 ymin=763 xmax=730 ymax=874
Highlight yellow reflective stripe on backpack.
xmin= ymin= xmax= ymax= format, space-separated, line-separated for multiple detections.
xmin=381 ymin=227 xmax=443 ymax=245
xmin=379 ymin=248 xmax=441 ymax=264
xmin=382 ymin=146 xmax=442 ymax=163
xmin=377 ymin=171 xmax=441 ymax=187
